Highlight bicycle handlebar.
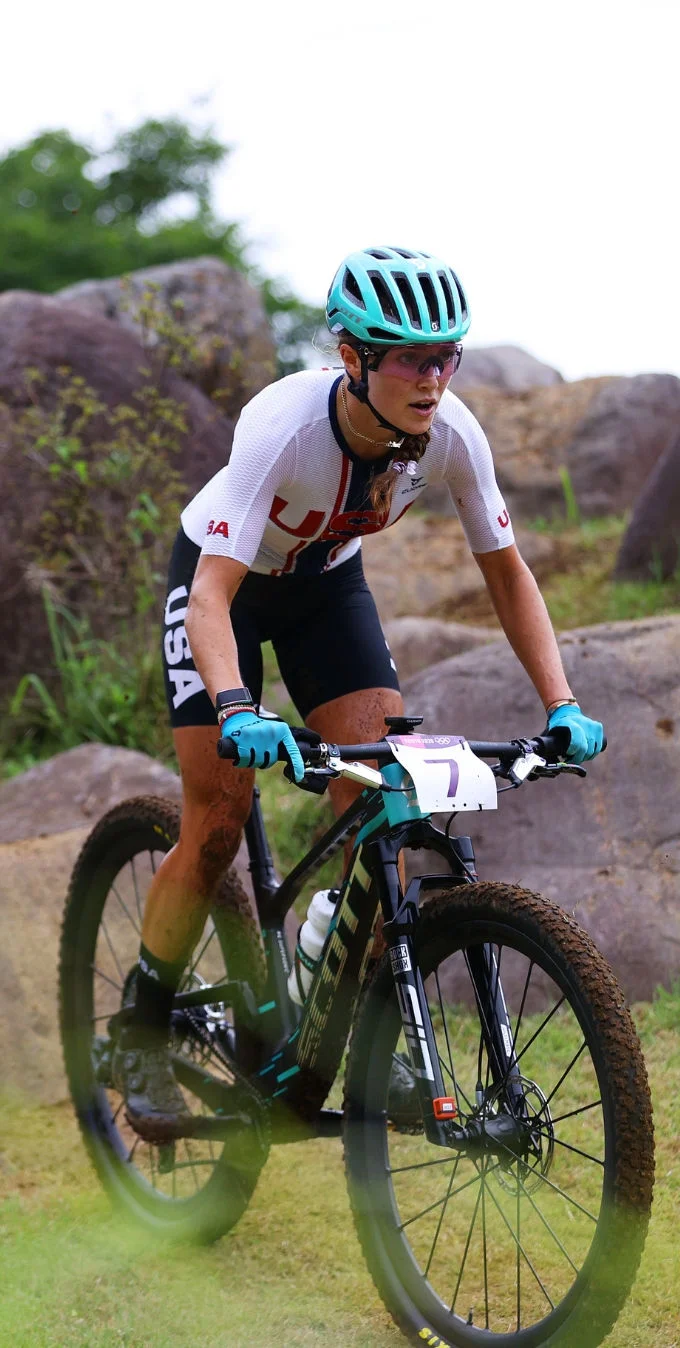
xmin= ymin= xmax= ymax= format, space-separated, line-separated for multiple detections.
xmin=216 ymin=726 xmax=591 ymax=768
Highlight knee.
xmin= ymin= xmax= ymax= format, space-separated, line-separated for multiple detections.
xmin=177 ymin=796 xmax=250 ymax=892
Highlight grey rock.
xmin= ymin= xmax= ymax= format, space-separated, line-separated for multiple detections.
xmin=614 ymin=430 xmax=680 ymax=581
xmin=384 ymin=617 xmax=500 ymax=681
xmin=403 ymin=615 xmax=680 ymax=1002
xmin=0 ymin=290 xmax=234 ymax=699
xmin=59 ymin=256 xmax=276 ymax=419
xmin=0 ymin=743 xmax=181 ymax=844
xmin=0 ymin=744 xmax=269 ymax=1103
xmin=565 ymin=373 xmax=680 ymax=518
xmin=422 ymin=373 xmax=680 ymax=523
xmin=455 ymin=344 xmax=563 ymax=391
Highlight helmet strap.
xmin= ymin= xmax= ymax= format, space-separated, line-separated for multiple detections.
xmin=346 ymin=347 xmax=409 ymax=444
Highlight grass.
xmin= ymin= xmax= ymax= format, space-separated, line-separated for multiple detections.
xmin=0 ymin=988 xmax=678 ymax=1347
xmin=455 ymin=514 xmax=680 ymax=629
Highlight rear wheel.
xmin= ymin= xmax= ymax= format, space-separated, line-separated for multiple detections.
xmin=59 ymin=795 xmax=268 ymax=1242
xmin=344 ymin=881 xmax=654 ymax=1346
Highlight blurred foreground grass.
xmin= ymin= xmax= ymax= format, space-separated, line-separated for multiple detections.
xmin=1 ymin=994 xmax=678 ymax=1348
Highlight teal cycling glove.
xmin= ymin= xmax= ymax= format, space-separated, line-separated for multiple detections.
xmin=221 ymin=710 xmax=305 ymax=783
xmin=547 ymin=704 xmax=604 ymax=764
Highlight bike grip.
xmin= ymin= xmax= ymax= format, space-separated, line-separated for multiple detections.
xmin=216 ymin=735 xmax=238 ymax=760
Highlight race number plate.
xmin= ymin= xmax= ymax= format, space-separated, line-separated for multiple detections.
xmin=387 ymin=735 xmax=498 ymax=813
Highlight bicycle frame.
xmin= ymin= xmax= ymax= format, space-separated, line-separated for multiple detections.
xmin=176 ymin=769 xmax=523 ymax=1147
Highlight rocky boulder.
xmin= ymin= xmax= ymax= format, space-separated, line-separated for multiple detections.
xmin=423 ymin=372 xmax=680 ymax=522
xmin=58 ymin=256 xmax=277 ymax=420
xmin=614 ymin=430 xmax=680 ymax=582
xmin=403 ymin=615 xmax=680 ymax=1002
xmin=456 ymin=344 xmax=563 ymax=391
xmin=384 ymin=617 xmax=500 ymax=681
xmin=0 ymin=744 xmax=293 ymax=1103
xmin=0 ymin=290 xmax=236 ymax=699
xmin=362 ymin=514 xmax=558 ymax=622
xmin=0 ymin=289 xmax=234 ymax=495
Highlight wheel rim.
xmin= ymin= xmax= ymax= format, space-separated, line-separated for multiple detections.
xmin=365 ymin=921 xmax=613 ymax=1340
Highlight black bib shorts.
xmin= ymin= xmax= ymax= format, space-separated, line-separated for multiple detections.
xmin=161 ymin=527 xmax=400 ymax=729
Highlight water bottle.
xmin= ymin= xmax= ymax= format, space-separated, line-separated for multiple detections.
xmin=287 ymin=889 xmax=339 ymax=1006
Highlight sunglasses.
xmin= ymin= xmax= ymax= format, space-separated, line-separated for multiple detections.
xmin=369 ymin=343 xmax=463 ymax=381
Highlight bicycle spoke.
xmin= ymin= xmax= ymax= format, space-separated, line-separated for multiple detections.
xmin=450 ymin=1161 xmax=485 ymax=1314
xmin=91 ymin=963 xmax=122 ymax=993
xmin=183 ymin=1139 xmax=201 ymax=1193
xmin=437 ymin=1053 xmax=475 ymax=1115
xmin=517 ymin=1162 xmax=600 ymax=1224
xmin=541 ymin=1133 xmax=604 ymax=1168
xmin=537 ymin=1041 xmax=588 ymax=1114
xmin=398 ymin=1166 xmax=497 ymax=1232
xmin=110 ymin=880 xmax=141 ymax=938
xmin=424 ymin=1155 xmax=463 ymax=1279
xmin=188 ymin=923 xmax=219 ymax=978
xmin=388 ymin=1153 xmax=463 ymax=1176
xmin=170 ymin=1159 xmax=216 ymax=1171
xmin=516 ymin=1170 xmax=580 ymax=1275
xmin=516 ymin=1159 xmax=521 ymax=1329
xmin=482 ymin=1165 xmax=555 ymax=1314
xmin=100 ymin=918 xmax=126 ymax=986
xmin=496 ymin=996 xmax=566 ymax=1094
xmin=549 ymin=1099 xmax=602 ymax=1127
xmin=130 ymin=856 xmax=144 ymax=927
xmin=511 ymin=959 xmax=534 ymax=1059
xmin=482 ymin=1154 xmax=490 ymax=1329
xmin=434 ymin=971 xmax=465 ymax=1117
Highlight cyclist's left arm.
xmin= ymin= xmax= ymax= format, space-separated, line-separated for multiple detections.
xmin=473 ymin=544 xmax=604 ymax=762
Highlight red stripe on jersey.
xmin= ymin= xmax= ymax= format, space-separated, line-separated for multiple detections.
xmin=332 ymin=452 xmax=351 ymax=516
xmin=279 ymin=539 xmax=308 ymax=575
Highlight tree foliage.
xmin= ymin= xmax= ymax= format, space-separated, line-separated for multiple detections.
xmin=0 ymin=118 xmax=322 ymax=369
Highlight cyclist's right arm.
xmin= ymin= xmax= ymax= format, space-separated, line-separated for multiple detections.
xmin=185 ymin=553 xmax=249 ymax=708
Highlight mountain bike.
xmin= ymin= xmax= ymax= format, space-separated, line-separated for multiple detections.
xmin=59 ymin=716 xmax=654 ymax=1347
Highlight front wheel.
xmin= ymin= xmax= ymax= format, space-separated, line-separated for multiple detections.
xmin=344 ymin=882 xmax=654 ymax=1347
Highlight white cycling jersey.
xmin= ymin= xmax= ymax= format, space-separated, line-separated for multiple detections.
xmin=180 ymin=369 xmax=514 ymax=576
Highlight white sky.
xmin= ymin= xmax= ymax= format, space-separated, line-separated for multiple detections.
xmin=2 ymin=0 xmax=678 ymax=381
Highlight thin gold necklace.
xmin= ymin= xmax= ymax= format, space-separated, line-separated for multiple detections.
xmin=339 ymin=381 xmax=403 ymax=452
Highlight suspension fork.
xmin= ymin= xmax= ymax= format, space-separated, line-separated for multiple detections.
xmin=373 ymin=838 xmax=525 ymax=1144
xmin=373 ymin=838 xmax=452 ymax=1146
xmin=465 ymin=945 xmax=526 ymax=1113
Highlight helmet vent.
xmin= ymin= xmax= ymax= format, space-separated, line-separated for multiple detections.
xmin=394 ymin=273 xmax=422 ymax=329
xmin=366 ymin=248 xmax=391 ymax=260
xmin=454 ymin=275 xmax=468 ymax=321
xmin=418 ymin=273 xmax=440 ymax=328
xmin=366 ymin=326 xmax=402 ymax=341
xmin=438 ymin=272 xmax=456 ymax=327
xmin=368 ymin=271 xmax=400 ymax=324
xmin=343 ymin=268 xmax=366 ymax=308
xmin=392 ymin=247 xmax=418 ymax=259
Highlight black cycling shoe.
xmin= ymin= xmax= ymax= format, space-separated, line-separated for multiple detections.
xmin=112 ymin=1037 xmax=192 ymax=1143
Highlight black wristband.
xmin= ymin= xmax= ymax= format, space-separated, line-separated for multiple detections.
xmin=215 ymin=687 xmax=253 ymax=714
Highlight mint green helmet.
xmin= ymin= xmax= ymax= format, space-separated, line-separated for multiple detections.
xmin=326 ymin=245 xmax=471 ymax=345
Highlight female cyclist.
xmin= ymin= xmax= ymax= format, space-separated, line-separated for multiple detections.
xmin=113 ymin=245 xmax=604 ymax=1138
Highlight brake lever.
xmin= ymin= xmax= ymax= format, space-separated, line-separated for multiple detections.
xmin=529 ymin=761 xmax=588 ymax=780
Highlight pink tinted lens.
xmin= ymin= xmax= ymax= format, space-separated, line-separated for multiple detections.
xmin=378 ymin=345 xmax=462 ymax=381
